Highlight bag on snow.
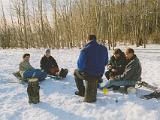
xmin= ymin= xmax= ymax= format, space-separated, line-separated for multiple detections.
xmin=27 ymin=78 xmax=40 ymax=104
xmin=59 ymin=68 xmax=68 ymax=78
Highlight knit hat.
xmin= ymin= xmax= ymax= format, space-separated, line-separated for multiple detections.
xmin=46 ymin=49 xmax=51 ymax=54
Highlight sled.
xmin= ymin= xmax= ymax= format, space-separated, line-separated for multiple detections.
xmin=47 ymin=68 xmax=68 ymax=80
xmin=136 ymin=81 xmax=158 ymax=91
xmin=140 ymin=91 xmax=160 ymax=100
xmin=12 ymin=72 xmax=27 ymax=84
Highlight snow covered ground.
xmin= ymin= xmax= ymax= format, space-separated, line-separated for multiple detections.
xmin=0 ymin=45 xmax=160 ymax=120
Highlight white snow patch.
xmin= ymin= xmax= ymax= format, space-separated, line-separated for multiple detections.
xmin=0 ymin=45 xmax=160 ymax=120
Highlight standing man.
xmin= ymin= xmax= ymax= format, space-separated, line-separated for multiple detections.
xmin=74 ymin=35 xmax=108 ymax=103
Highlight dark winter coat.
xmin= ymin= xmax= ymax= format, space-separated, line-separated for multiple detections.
xmin=40 ymin=56 xmax=58 ymax=74
xmin=115 ymin=55 xmax=142 ymax=81
xmin=77 ymin=40 xmax=108 ymax=76
xmin=108 ymin=52 xmax=126 ymax=75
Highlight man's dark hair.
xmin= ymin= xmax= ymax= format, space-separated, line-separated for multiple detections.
xmin=127 ymin=48 xmax=134 ymax=54
xmin=23 ymin=53 xmax=30 ymax=58
xmin=88 ymin=35 xmax=96 ymax=41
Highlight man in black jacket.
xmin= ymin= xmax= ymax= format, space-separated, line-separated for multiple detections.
xmin=40 ymin=49 xmax=59 ymax=76
xmin=105 ymin=48 xmax=126 ymax=80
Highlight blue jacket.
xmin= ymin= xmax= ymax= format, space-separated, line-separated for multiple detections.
xmin=77 ymin=40 xmax=108 ymax=76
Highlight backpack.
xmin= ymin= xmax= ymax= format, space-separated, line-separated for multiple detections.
xmin=27 ymin=78 xmax=40 ymax=104
xmin=59 ymin=68 xmax=68 ymax=78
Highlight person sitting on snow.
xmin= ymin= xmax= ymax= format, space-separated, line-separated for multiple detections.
xmin=103 ymin=48 xmax=142 ymax=91
xmin=40 ymin=49 xmax=59 ymax=76
xmin=18 ymin=53 xmax=47 ymax=82
xmin=105 ymin=48 xmax=126 ymax=80
xmin=40 ymin=49 xmax=68 ymax=78
xmin=74 ymin=35 xmax=108 ymax=103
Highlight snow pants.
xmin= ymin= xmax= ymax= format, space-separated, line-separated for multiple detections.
xmin=23 ymin=69 xmax=47 ymax=81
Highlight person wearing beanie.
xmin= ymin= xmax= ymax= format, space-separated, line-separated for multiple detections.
xmin=40 ymin=49 xmax=59 ymax=76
